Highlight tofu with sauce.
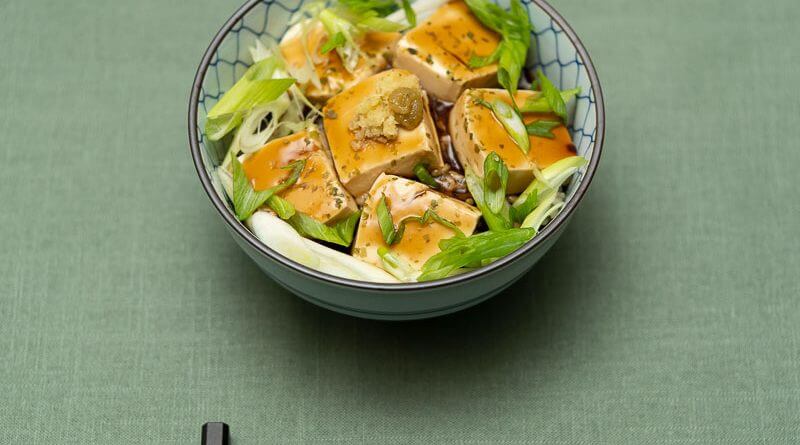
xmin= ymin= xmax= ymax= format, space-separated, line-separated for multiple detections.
xmin=353 ymin=174 xmax=481 ymax=271
xmin=241 ymin=130 xmax=357 ymax=223
xmin=449 ymin=88 xmax=578 ymax=194
xmin=280 ymin=21 xmax=400 ymax=104
xmin=322 ymin=69 xmax=444 ymax=197
xmin=393 ymin=0 xmax=500 ymax=102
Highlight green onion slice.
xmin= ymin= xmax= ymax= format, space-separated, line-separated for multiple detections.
xmin=231 ymin=155 xmax=305 ymax=221
xmin=376 ymin=194 xmax=465 ymax=245
xmin=413 ymin=163 xmax=439 ymax=189
xmin=205 ymin=57 xmax=295 ymax=141
xmin=378 ymin=247 xmax=418 ymax=282
xmin=418 ymin=228 xmax=536 ymax=281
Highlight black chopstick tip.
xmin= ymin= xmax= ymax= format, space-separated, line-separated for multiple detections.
xmin=201 ymin=422 xmax=229 ymax=445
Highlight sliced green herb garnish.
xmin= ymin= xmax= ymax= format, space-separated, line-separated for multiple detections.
xmin=231 ymin=154 xmax=305 ymax=221
xmin=509 ymin=189 xmax=536 ymax=223
xmin=520 ymin=191 xmax=561 ymax=232
xmin=525 ymin=119 xmax=561 ymax=139
xmin=288 ymin=213 xmax=350 ymax=246
xmin=356 ymin=14 xmax=407 ymax=32
xmin=400 ymin=0 xmax=416 ymax=27
xmin=519 ymin=87 xmax=580 ymax=114
xmin=320 ymin=31 xmax=346 ymax=54
xmin=511 ymin=155 xmax=587 ymax=223
xmin=376 ymin=195 xmax=398 ymax=244
xmin=333 ymin=210 xmax=362 ymax=245
xmin=376 ymin=194 xmax=465 ymax=245
xmin=536 ymin=68 xmax=566 ymax=121
xmin=205 ymin=57 xmax=295 ymax=141
xmin=465 ymin=155 xmax=513 ymax=231
xmin=417 ymin=228 xmax=536 ymax=281
xmin=315 ymin=5 xmax=405 ymax=72
xmin=465 ymin=0 xmax=530 ymax=104
xmin=338 ymin=0 xmax=415 ymax=25
xmin=474 ymin=97 xmax=530 ymax=154
xmin=401 ymin=210 xmax=465 ymax=240
xmin=413 ymin=163 xmax=439 ymax=188
xmin=267 ymin=195 xmax=360 ymax=247
xmin=266 ymin=195 xmax=296 ymax=219
xmin=378 ymin=246 xmax=418 ymax=282
xmin=340 ymin=0 xmax=399 ymax=16
xmin=483 ymin=152 xmax=509 ymax=214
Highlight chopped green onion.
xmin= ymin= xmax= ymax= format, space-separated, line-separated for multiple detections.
xmin=231 ymin=154 xmax=305 ymax=221
xmin=357 ymin=15 xmax=406 ymax=32
xmin=469 ymin=49 xmax=500 ymax=70
xmin=320 ymin=31 xmax=346 ymax=54
xmin=520 ymin=193 xmax=564 ymax=232
xmin=318 ymin=9 xmax=361 ymax=72
xmin=483 ymin=152 xmax=509 ymax=214
xmin=205 ymin=57 xmax=295 ymax=141
xmin=536 ymin=68 xmax=566 ymax=121
xmin=413 ymin=163 xmax=439 ymax=188
xmin=289 ymin=213 xmax=351 ymax=246
xmin=318 ymin=5 xmax=405 ymax=73
xmin=334 ymin=210 xmax=362 ymax=245
xmin=376 ymin=194 xmax=398 ymax=244
xmin=400 ymin=210 xmax=465 ymax=239
xmin=465 ymin=0 xmax=530 ymax=103
xmin=465 ymin=168 xmax=512 ymax=231
xmin=509 ymin=188 xmax=536 ymax=223
xmin=400 ymin=0 xmax=416 ymax=27
xmin=378 ymin=247 xmax=419 ymax=282
xmin=267 ymin=194 xmax=360 ymax=247
xmin=525 ymin=119 xmax=561 ymax=139
xmin=418 ymin=228 xmax=536 ymax=281
xmin=340 ymin=0 xmax=399 ymax=16
xmin=511 ymin=155 xmax=587 ymax=222
xmin=519 ymin=87 xmax=580 ymax=114
xmin=229 ymin=94 xmax=291 ymax=155
xmin=465 ymin=155 xmax=513 ymax=231
xmin=376 ymin=194 xmax=465 ymax=245
xmin=488 ymin=99 xmax=530 ymax=154
xmin=267 ymin=195 xmax=296 ymax=219
xmin=474 ymin=96 xmax=529 ymax=154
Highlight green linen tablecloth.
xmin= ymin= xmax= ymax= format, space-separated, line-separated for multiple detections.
xmin=1 ymin=0 xmax=798 ymax=443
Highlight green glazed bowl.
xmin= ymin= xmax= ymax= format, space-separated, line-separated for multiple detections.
xmin=189 ymin=0 xmax=605 ymax=320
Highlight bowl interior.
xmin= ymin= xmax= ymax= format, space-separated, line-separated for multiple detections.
xmin=191 ymin=0 xmax=601 ymax=283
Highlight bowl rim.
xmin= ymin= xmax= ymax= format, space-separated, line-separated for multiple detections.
xmin=188 ymin=0 xmax=605 ymax=292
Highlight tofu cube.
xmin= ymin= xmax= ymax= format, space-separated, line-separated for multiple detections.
xmin=280 ymin=21 xmax=400 ymax=104
xmin=322 ymin=69 xmax=444 ymax=197
xmin=353 ymin=174 xmax=481 ymax=271
xmin=449 ymin=88 xmax=578 ymax=194
xmin=393 ymin=0 xmax=501 ymax=102
xmin=242 ymin=130 xmax=357 ymax=223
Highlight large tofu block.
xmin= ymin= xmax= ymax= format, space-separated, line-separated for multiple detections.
xmin=393 ymin=1 xmax=500 ymax=102
xmin=280 ymin=21 xmax=400 ymax=104
xmin=322 ymin=69 xmax=444 ymax=197
xmin=449 ymin=89 xmax=578 ymax=194
xmin=353 ymin=174 xmax=481 ymax=270
xmin=242 ymin=131 xmax=357 ymax=223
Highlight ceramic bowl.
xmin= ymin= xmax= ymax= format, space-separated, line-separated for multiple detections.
xmin=189 ymin=0 xmax=605 ymax=320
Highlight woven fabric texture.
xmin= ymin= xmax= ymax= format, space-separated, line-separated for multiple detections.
xmin=1 ymin=0 xmax=798 ymax=443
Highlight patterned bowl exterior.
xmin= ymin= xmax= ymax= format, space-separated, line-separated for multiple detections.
xmin=188 ymin=0 xmax=604 ymax=319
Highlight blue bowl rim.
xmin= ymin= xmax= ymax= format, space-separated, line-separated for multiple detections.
xmin=188 ymin=0 xmax=605 ymax=292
